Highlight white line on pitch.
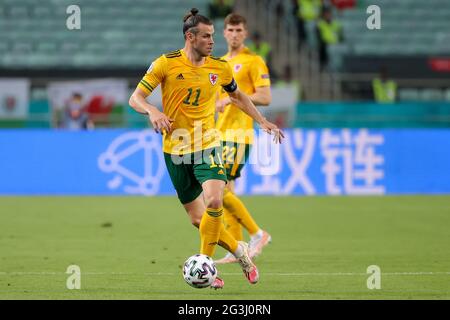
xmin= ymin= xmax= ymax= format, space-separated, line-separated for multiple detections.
xmin=0 ymin=272 xmax=449 ymax=276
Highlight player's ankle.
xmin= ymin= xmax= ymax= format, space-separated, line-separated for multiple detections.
xmin=250 ymin=230 xmax=264 ymax=239
xmin=232 ymin=242 xmax=244 ymax=258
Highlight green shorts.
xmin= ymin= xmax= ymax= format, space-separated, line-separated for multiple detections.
xmin=164 ymin=147 xmax=227 ymax=204
xmin=221 ymin=141 xmax=251 ymax=181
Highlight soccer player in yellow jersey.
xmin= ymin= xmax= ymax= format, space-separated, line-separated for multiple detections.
xmin=215 ymin=14 xmax=273 ymax=264
xmin=129 ymin=8 xmax=284 ymax=289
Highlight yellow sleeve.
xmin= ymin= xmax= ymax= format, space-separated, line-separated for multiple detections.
xmin=220 ymin=62 xmax=234 ymax=87
xmin=250 ymin=55 xmax=271 ymax=88
xmin=137 ymin=55 xmax=167 ymax=95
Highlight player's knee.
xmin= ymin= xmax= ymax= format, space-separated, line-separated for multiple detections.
xmin=187 ymin=210 xmax=202 ymax=227
xmin=191 ymin=221 xmax=200 ymax=228
xmin=190 ymin=216 xmax=201 ymax=227
xmin=226 ymin=181 xmax=235 ymax=194
xmin=205 ymin=195 xmax=223 ymax=210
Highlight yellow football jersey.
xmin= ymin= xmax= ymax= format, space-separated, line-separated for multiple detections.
xmin=216 ymin=47 xmax=271 ymax=144
xmin=137 ymin=49 xmax=235 ymax=155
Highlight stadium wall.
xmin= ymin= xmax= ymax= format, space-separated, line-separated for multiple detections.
xmin=1 ymin=128 xmax=449 ymax=195
xmin=295 ymin=102 xmax=450 ymax=128
xmin=3 ymin=101 xmax=450 ymax=129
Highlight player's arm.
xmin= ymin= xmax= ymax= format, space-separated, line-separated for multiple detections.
xmin=218 ymin=56 xmax=271 ymax=112
xmin=217 ymin=86 xmax=271 ymax=112
xmin=248 ymin=86 xmax=271 ymax=106
xmin=129 ymin=56 xmax=173 ymax=133
xmin=247 ymin=55 xmax=272 ymax=106
xmin=129 ymin=88 xmax=173 ymax=134
xmin=227 ymin=87 xmax=284 ymax=143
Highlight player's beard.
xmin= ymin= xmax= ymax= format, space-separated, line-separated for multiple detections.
xmin=196 ymin=46 xmax=212 ymax=57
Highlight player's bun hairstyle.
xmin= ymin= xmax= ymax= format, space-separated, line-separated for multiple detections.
xmin=223 ymin=13 xmax=247 ymax=29
xmin=183 ymin=8 xmax=212 ymax=37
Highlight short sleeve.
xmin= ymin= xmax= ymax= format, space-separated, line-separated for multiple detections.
xmin=137 ymin=55 xmax=167 ymax=95
xmin=250 ymin=55 xmax=271 ymax=88
xmin=220 ymin=62 xmax=236 ymax=92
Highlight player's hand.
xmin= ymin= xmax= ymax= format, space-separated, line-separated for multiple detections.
xmin=148 ymin=110 xmax=174 ymax=134
xmin=216 ymin=100 xmax=225 ymax=113
xmin=215 ymin=98 xmax=231 ymax=113
xmin=260 ymin=119 xmax=285 ymax=144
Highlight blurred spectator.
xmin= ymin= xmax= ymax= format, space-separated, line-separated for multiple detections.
xmin=208 ymin=0 xmax=234 ymax=19
xmin=274 ymin=0 xmax=285 ymax=37
xmin=292 ymin=0 xmax=323 ymax=45
xmin=316 ymin=7 xmax=343 ymax=70
xmin=248 ymin=31 xmax=273 ymax=72
xmin=372 ymin=67 xmax=397 ymax=103
xmin=61 ymin=93 xmax=94 ymax=129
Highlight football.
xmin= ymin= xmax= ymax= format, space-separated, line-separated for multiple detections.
xmin=182 ymin=254 xmax=217 ymax=288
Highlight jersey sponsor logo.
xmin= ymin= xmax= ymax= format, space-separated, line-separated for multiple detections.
xmin=209 ymin=73 xmax=219 ymax=85
xmin=176 ymin=73 xmax=185 ymax=80
xmin=261 ymin=74 xmax=270 ymax=79
xmin=234 ymin=64 xmax=242 ymax=73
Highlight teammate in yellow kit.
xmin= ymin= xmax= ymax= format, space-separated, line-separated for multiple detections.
xmin=129 ymin=8 xmax=284 ymax=289
xmin=215 ymin=14 xmax=273 ymax=264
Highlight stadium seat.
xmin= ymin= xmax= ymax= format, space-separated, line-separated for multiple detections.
xmin=32 ymin=6 xmax=53 ymax=17
xmin=9 ymin=6 xmax=29 ymax=19
xmin=36 ymin=42 xmax=58 ymax=54
xmin=30 ymin=88 xmax=49 ymax=101
xmin=1 ymin=0 xmax=447 ymax=69
xmin=445 ymin=89 xmax=450 ymax=102
xmin=399 ymin=89 xmax=420 ymax=102
xmin=60 ymin=42 xmax=82 ymax=53
xmin=0 ymin=42 xmax=8 ymax=54
xmin=11 ymin=42 xmax=33 ymax=54
xmin=324 ymin=0 xmax=450 ymax=64
xmin=420 ymin=89 xmax=445 ymax=102
xmin=0 ymin=0 xmax=210 ymax=68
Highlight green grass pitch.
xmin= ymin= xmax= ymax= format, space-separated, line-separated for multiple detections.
xmin=0 ymin=196 xmax=449 ymax=300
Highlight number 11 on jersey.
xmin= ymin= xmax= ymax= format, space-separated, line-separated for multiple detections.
xmin=183 ymin=88 xmax=201 ymax=106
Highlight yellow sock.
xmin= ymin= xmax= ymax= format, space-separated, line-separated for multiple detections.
xmin=223 ymin=188 xmax=259 ymax=235
xmin=218 ymin=224 xmax=239 ymax=254
xmin=199 ymin=207 xmax=223 ymax=257
xmin=224 ymin=207 xmax=244 ymax=241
